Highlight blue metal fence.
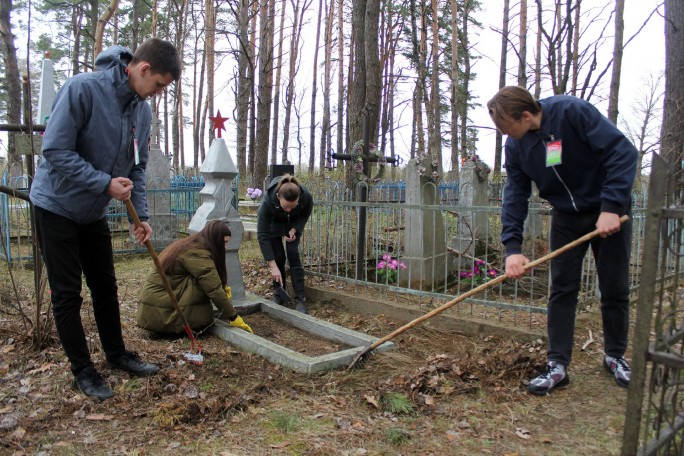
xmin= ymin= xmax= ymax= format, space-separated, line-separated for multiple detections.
xmin=0 ymin=173 xmax=239 ymax=262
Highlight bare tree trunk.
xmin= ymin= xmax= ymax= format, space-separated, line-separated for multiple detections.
xmin=254 ymin=0 xmax=275 ymax=185
xmin=449 ymin=0 xmax=459 ymax=175
xmin=309 ymin=0 xmax=323 ymax=172
xmin=517 ymin=0 xmax=527 ymax=86
xmin=281 ymin=0 xmax=309 ymax=164
xmin=319 ymin=0 xmax=333 ymax=171
xmin=607 ymin=0 xmax=625 ymax=124
xmin=661 ymin=0 xmax=684 ymax=176
xmin=270 ymin=0 xmax=287 ymax=164
xmin=409 ymin=0 xmax=425 ymax=157
xmin=419 ymin=1 xmax=434 ymax=155
xmin=458 ymin=0 xmax=472 ymax=161
xmin=93 ymin=0 xmax=119 ymax=61
xmin=234 ymin=0 xmax=251 ymax=177
xmin=570 ymin=0 xmax=580 ymax=94
xmin=429 ymin=0 xmax=442 ymax=172
xmin=493 ymin=0 xmax=510 ymax=176
xmin=533 ymin=0 xmax=541 ymax=98
xmin=70 ymin=5 xmax=84 ymax=75
xmin=335 ymin=0 xmax=344 ymax=160
xmin=247 ymin=2 xmax=258 ymax=182
xmin=0 ymin=0 xmax=22 ymax=172
xmin=205 ymin=0 xmax=215 ymax=146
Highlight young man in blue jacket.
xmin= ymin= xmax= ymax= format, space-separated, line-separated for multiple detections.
xmin=487 ymin=86 xmax=638 ymax=395
xmin=30 ymin=38 xmax=181 ymax=400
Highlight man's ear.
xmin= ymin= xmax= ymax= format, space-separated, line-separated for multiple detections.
xmin=138 ymin=62 xmax=152 ymax=76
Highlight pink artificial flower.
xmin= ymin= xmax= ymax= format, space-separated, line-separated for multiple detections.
xmin=377 ymin=261 xmax=387 ymax=270
xmin=388 ymin=260 xmax=398 ymax=270
xmin=399 ymin=262 xmax=407 ymax=270
xmin=382 ymin=253 xmax=392 ymax=261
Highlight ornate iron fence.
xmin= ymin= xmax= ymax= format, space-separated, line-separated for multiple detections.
xmin=622 ymin=156 xmax=684 ymax=455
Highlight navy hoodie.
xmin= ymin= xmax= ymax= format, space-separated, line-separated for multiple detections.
xmin=501 ymin=95 xmax=638 ymax=256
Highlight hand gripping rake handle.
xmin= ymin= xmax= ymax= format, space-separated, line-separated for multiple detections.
xmin=125 ymin=199 xmax=203 ymax=362
xmin=347 ymin=214 xmax=630 ymax=370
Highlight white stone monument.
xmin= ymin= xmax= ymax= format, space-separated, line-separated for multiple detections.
xmin=189 ymin=138 xmax=246 ymax=301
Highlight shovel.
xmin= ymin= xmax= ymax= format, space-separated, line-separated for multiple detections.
xmin=125 ymin=199 xmax=204 ymax=365
xmin=347 ymin=214 xmax=630 ymax=370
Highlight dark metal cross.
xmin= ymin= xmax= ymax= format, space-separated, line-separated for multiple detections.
xmin=331 ymin=109 xmax=400 ymax=280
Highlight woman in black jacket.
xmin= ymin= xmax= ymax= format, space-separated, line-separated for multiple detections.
xmin=256 ymin=174 xmax=314 ymax=313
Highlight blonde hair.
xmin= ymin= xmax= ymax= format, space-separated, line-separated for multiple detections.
xmin=487 ymin=86 xmax=541 ymax=131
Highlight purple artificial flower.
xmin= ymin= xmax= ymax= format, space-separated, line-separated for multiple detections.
xmin=377 ymin=261 xmax=387 ymax=270
xmin=487 ymin=269 xmax=497 ymax=277
xmin=388 ymin=260 xmax=398 ymax=270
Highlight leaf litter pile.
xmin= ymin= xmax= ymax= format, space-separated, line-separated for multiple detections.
xmin=0 ymin=256 xmax=631 ymax=455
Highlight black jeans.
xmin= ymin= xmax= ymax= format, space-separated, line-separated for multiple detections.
xmin=34 ymin=207 xmax=126 ymax=376
xmin=269 ymin=234 xmax=305 ymax=301
xmin=547 ymin=209 xmax=632 ymax=367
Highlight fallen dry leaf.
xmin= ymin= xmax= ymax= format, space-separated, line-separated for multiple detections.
xmin=364 ymin=394 xmax=379 ymax=408
xmin=270 ymin=441 xmax=290 ymax=448
xmin=0 ymin=345 xmax=15 ymax=354
xmin=28 ymin=363 xmax=53 ymax=375
xmin=515 ymin=428 xmax=531 ymax=440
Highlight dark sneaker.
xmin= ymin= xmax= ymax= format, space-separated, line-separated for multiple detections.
xmin=108 ymin=350 xmax=160 ymax=377
xmin=295 ymin=301 xmax=308 ymax=314
xmin=604 ymin=355 xmax=631 ymax=387
xmin=527 ymin=361 xmax=569 ymax=395
xmin=74 ymin=367 xmax=114 ymax=401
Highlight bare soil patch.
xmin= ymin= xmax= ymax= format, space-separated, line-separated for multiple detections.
xmin=0 ymin=254 xmax=632 ymax=455
xmin=243 ymin=311 xmax=352 ymax=356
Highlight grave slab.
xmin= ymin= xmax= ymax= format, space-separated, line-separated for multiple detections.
xmin=208 ymin=293 xmax=394 ymax=374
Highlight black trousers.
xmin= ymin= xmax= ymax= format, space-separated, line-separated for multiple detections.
xmin=269 ymin=234 xmax=305 ymax=301
xmin=547 ymin=209 xmax=632 ymax=367
xmin=34 ymin=207 xmax=126 ymax=376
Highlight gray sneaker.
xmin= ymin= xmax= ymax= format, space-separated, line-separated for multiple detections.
xmin=527 ymin=361 xmax=569 ymax=395
xmin=604 ymin=355 xmax=631 ymax=387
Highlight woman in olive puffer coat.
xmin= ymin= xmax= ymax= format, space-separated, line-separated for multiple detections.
xmin=137 ymin=220 xmax=252 ymax=335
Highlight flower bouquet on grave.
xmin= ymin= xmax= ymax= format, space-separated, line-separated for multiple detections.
xmin=246 ymin=187 xmax=263 ymax=202
xmin=376 ymin=253 xmax=407 ymax=284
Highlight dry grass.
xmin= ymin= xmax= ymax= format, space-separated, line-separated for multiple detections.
xmin=0 ymin=239 xmax=632 ymax=455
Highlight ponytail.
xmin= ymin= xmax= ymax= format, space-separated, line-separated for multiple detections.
xmin=275 ymin=174 xmax=301 ymax=202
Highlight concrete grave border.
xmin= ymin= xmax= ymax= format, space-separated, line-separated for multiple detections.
xmin=208 ymin=293 xmax=394 ymax=374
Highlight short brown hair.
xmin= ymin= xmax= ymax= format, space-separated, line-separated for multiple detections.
xmin=132 ymin=38 xmax=182 ymax=81
xmin=487 ymin=86 xmax=541 ymax=131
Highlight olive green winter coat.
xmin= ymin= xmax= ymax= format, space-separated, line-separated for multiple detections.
xmin=137 ymin=248 xmax=238 ymax=334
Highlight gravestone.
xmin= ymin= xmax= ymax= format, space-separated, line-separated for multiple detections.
xmin=400 ymin=158 xmax=449 ymax=290
xmin=37 ymin=58 xmax=55 ymax=125
xmin=453 ymin=159 xmax=489 ymax=260
xmin=189 ymin=138 xmax=246 ymax=302
xmin=145 ymin=143 xmax=176 ymax=250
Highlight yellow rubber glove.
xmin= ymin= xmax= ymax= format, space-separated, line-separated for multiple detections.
xmin=229 ymin=315 xmax=253 ymax=334
xmin=224 ymin=285 xmax=232 ymax=300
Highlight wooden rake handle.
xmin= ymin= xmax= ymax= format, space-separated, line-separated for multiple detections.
xmin=124 ymin=199 xmax=201 ymax=350
xmin=360 ymin=214 xmax=630 ymax=354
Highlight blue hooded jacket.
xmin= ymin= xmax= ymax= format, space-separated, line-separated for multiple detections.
xmin=501 ymin=95 xmax=638 ymax=256
xmin=30 ymin=46 xmax=150 ymax=224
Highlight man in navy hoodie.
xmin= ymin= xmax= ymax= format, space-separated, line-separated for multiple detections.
xmin=30 ymin=38 xmax=181 ymax=400
xmin=487 ymin=86 xmax=638 ymax=395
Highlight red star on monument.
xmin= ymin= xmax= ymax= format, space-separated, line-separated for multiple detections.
xmin=209 ymin=110 xmax=228 ymax=138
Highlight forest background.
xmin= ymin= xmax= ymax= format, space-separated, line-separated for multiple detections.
xmin=0 ymin=0 xmax=680 ymax=190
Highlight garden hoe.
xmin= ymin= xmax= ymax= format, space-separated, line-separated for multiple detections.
xmin=347 ymin=214 xmax=630 ymax=370
xmin=125 ymin=199 xmax=204 ymax=365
